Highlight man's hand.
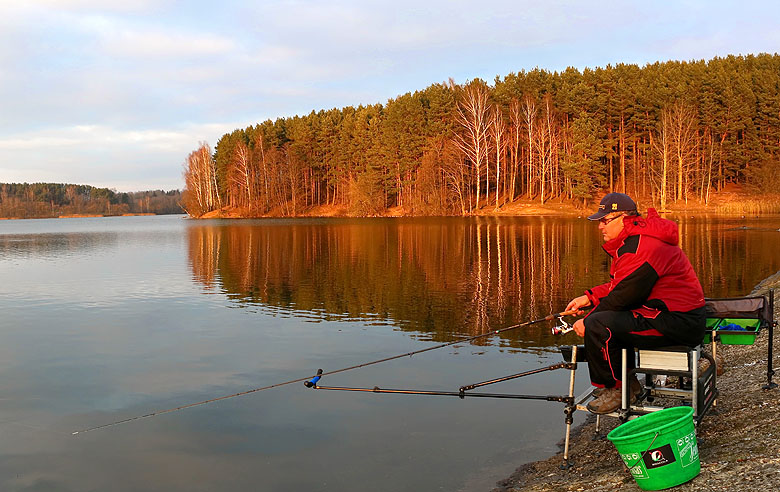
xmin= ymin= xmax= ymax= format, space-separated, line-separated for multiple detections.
xmin=573 ymin=319 xmax=586 ymax=337
xmin=565 ymin=294 xmax=591 ymax=314
xmin=566 ymin=295 xmax=590 ymax=337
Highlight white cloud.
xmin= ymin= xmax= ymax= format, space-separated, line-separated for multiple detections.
xmin=238 ymin=45 xmax=303 ymax=67
xmin=0 ymin=122 xmax=242 ymax=191
xmin=21 ymin=0 xmax=168 ymax=14
xmin=99 ymin=25 xmax=237 ymax=59
xmin=0 ymin=123 xmax=234 ymax=154
xmin=2 ymin=0 xmax=780 ymax=191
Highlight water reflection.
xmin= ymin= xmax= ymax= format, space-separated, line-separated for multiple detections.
xmin=187 ymin=216 xmax=780 ymax=348
xmin=1 ymin=215 xmax=778 ymax=492
xmin=0 ymin=215 xmax=185 ymax=264
xmin=678 ymin=217 xmax=780 ymax=295
xmin=0 ymin=232 xmax=120 ymax=262
xmin=188 ymin=219 xmax=579 ymax=347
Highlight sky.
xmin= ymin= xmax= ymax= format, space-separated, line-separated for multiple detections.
xmin=1 ymin=1 xmax=779 ymax=192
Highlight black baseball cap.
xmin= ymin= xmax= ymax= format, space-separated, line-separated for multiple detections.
xmin=588 ymin=193 xmax=637 ymax=221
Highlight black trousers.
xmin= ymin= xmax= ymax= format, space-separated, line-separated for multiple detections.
xmin=583 ymin=310 xmax=695 ymax=389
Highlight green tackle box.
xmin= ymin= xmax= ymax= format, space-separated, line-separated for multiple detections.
xmin=701 ymin=317 xmax=720 ymax=344
xmin=703 ymin=317 xmax=761 ymax=345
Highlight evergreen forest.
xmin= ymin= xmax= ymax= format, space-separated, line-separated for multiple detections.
xmin=182 ymin=53 xmax=778 ymax=217
xmin=0 ymin=183 xmax=183 ymax=218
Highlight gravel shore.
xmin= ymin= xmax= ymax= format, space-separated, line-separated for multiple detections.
xmin=493 ymin=279 xmax=780 ymax=492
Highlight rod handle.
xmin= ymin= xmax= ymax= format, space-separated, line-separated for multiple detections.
xmin=546 ymin=309 xmax=579 ymax=320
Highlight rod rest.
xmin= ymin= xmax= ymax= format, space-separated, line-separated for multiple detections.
xmin=560 ymin=345 xmax=587 ymax=362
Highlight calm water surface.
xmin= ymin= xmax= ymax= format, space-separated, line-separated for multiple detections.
xmin=1 ymin=214 xmax=778 ymax=492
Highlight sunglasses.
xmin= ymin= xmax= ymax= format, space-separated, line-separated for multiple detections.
xmin=598 ymin=213 xmax=624 ymax=225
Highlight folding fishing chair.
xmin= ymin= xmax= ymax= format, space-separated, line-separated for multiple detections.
xmin=561 ymin=291 xmax=776 ymax=447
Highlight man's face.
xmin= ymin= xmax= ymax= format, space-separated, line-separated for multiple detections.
xmin=598 ymin=212 xmax=625 ymax=242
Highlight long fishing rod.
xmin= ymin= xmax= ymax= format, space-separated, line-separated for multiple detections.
xmin=72 ymin=309 xmax=577 ymax=435
xmin=304 ymin=317 xmax=579 ymax=399
xmin=305 ymin=362 xmax=576 ymax=403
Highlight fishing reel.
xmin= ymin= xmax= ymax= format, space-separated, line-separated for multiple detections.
xmin=551 ymin=317 xmax=574 ymax=336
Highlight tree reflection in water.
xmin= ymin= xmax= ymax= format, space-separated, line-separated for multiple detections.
xmin=187 ymin=216 xmax=780 ymax=350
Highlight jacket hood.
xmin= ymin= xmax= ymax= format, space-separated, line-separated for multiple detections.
xmin=623 ymin=208 xmax=679 ymax=245
xmin=603 ymin=208 xmax=679 ymax=255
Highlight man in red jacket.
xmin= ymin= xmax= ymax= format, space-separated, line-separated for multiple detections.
xmin=566 ymin=193 xmax=706 ymax=414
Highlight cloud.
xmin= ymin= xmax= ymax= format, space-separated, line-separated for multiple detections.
xmin=22 ymin=0 xmax=169 ymax=14
xmin=93 ymin=23 xmax=237 ymax=59
xmin=0 ymin=126 xmax=177 ymax=152
xmin=0 ymin=122 xmax=234 ymax=154
xmin=0 ymin=122 xmax=240 ymax=191
xmin=2 ymin=0 xmax=780 ymax=191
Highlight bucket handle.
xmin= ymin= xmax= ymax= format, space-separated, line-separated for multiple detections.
xmin=625 ymin=432 xmax=660 ymax=470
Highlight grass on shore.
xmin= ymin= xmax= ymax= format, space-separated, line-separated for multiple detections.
xmin=714 ymin=197 xmax=780 ymax=215
xmin=192 ymin=193 xmax=780 ymax=219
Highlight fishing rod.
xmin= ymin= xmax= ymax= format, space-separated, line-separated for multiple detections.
xmin=304 ymin=314 xmax=579 ymax=401
xmin=304 ymin=363 xmax=576 ymax=403
xmin=71 ymin=309 xmax=577 ymax=435
xmin=305 ymin=317 xmax=584 ymax=471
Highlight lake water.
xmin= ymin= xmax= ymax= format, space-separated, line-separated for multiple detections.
xmin=1 ymin=214 xmax=779 ymax=492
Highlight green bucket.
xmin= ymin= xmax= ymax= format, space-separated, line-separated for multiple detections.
xmin=607 ymin=407 xmax=700 ymax=490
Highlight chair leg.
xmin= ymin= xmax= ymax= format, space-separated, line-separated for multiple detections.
xmin=692 ymin=347 xmax=700 ymax=421
xmin=711 ymin=336 xmax=719 ymax=406
xmin=621 ymin=348 xmax=629 ymax=420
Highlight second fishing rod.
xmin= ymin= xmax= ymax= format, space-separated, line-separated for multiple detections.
xmin=303 ymin=308 xmax=578 ymax=388
xmin=73 ymin=308 xmax=577 ymax=435
xmin=304 ymin=310 xmax=580 ymax=400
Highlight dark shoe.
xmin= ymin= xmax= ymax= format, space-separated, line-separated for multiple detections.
xmin=591 ymin=376 xmax=641 ymax=398
xmin=628 ymin=375 xmax=642 ymax=399
xmin=698 ymin=357 xmax=711 ymax=374
xmin=587 ymin=387 xmax=622 ymax=414
xmin=699 ymin=351 xmax=725 ymax=376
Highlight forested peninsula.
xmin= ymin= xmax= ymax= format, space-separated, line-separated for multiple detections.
xmin=0 ymin=183 xmax=183 ymax=219
xmin=180 ymin=53 xmax=777 ymax=218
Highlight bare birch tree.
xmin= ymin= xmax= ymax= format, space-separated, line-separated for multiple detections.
xmin=182 ymin=142 xmax=221 ymax=216
xmin=488 ymin=106 xmax=508 ymax=209
xmin=521 ymin=95 xmax=538 ymax=197
xmin=669 ymin=101 xmax=698 ymax=202
xmin=453 ymin=84 xmax=490 ymax=211
xmin=508 ymin=98 xmax=523 ymax=201
xmin=701 ymin=127 xmax=715 ymax=204
xmin=654 ymin=108 xmax=672 ymax=210
xmin=533 ymin=95 xmax=558 ymax=203
xmin=252 ymin=133 xmax=271 ymax=211
xmin=228 ymin=140 xmax=256 ymax=211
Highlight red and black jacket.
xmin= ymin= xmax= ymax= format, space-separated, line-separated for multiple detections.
xmin=584 ymin=209 xmax=705 ymax=343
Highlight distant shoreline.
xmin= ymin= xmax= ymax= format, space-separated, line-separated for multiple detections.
xmin=190 ymin=192 xmax=780 ymax=220
xmin=0 ymin=213 xmax=159 ymax=220
xmin=3 ymin=191 xmax=780 ymax=220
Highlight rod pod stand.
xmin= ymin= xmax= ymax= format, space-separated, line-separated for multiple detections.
xmin=305 ymin=351 xmax=581 ymax=471
xmin=305 ymin=365 xmax=576 ymax=403
xmin=560 ymin=345 xmax=578 ymax=470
